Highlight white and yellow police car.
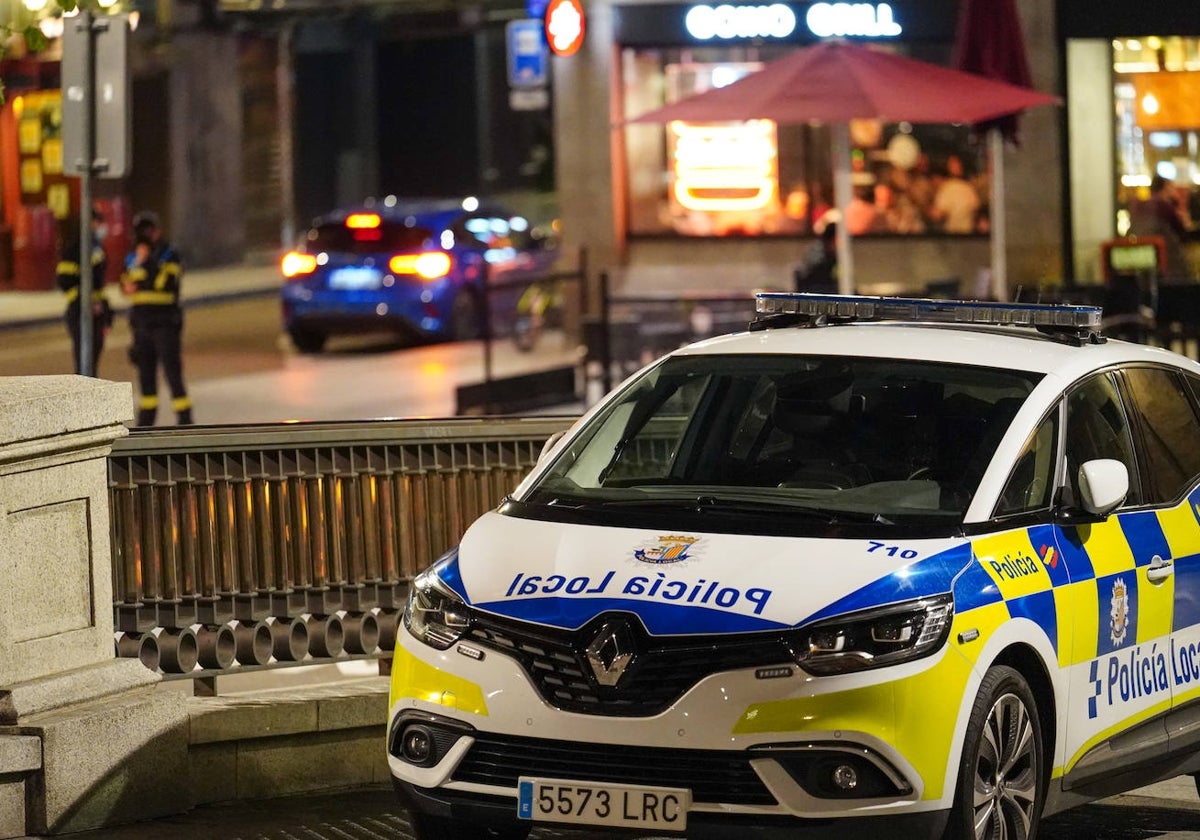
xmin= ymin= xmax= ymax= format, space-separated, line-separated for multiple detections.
xmin=388 ymin=293 xmax=1200 ymax=840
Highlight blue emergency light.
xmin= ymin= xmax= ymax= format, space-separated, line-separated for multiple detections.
xmin=755 ymin=292 xmax=1103 ymax=331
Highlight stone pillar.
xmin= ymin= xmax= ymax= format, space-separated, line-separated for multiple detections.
xmin=0 ymin=376 xmax=189 ymax=837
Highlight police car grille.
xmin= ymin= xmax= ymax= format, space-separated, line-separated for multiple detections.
xmin=466 ymin=616 xmax=795 ymax=716
xmin=453 ymin=732 xmax=776 ymax=805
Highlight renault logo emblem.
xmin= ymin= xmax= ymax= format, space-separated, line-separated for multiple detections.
xmin=585 ymin=621 xmax=635 ymax=686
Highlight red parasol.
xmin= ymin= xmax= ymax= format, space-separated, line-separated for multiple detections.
xmin=953 ymin=0 xmax=1035 ymax=145
xmin=627 ymin=40 xmax=1060 ymax=294
xmin=627 ymin=40 xmax=1058 ymax=128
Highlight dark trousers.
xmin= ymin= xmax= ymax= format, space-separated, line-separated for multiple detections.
xmin=130 ymin=311 xmax=192 ymax=425
xmin=64 ymin=304 xmax=106 ymax=375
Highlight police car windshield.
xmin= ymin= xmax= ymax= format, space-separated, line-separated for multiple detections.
xmin=524 ymin=354 xmax=1042 ymax=532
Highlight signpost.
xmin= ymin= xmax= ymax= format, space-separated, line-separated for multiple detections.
xmin=61 ymin=12 xmax=131 ymax=377
xmin=506 ymin=18 xmax=549 ymax=112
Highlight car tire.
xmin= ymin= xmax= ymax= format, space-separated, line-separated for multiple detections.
xmin=409 ymin=812 xmax=530 ymax=840
xmin=450 ymin=290 xmax=482 ymax=341
xmin=289 ymin=328 xmax=327 ymax=354
xmin=943 ymin=665 xmax=1044 ymax=840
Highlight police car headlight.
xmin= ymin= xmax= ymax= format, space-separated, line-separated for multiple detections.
xmin=794 ymin=594 xmax=953 ymax=676
xmin=404 ymin=568 xmax=471 ymax=650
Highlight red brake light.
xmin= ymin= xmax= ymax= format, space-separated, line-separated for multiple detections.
xmin=345 ymin=213 xmax=381 ymax=229
xmin=281 ymin=251 xmax=318 ymax=278
xmin=389 ymin=251 xmax=453 ymax=280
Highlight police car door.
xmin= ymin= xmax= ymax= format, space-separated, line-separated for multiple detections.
xmin=1117 ymin=366 xmax=1200 ymax=755
xmin=1055 ymin=370 xmax=1175 ymax=790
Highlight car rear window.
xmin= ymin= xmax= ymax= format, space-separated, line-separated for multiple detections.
xmin=306 ymin=221 xmax=433 ymax=254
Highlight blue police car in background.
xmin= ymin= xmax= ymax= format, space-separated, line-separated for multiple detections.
xmin=280 ymin=196 xmax=559 ymax=353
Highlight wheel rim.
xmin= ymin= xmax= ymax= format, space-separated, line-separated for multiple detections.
xmin=972 ymin=691 xmax=1038 ymax=840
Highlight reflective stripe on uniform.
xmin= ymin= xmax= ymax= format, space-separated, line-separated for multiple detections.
xmin=131 ymin=291 xmax=177 ymax=305
xmin=154 ymin=262 xmax=182 ymax=291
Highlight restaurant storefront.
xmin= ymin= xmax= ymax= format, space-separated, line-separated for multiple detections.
xmin=551 ymin=0 xmax=1061 ymax=295
xmin=1060 ymin=3 xmax=1200 ymax=284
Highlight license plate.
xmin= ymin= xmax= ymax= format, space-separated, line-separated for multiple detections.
xmin=517 ymin=777 xmax=689 ymax=831
xmin=328 ymin=267 xmax=382 ymax=290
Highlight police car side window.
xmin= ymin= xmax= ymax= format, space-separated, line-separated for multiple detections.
xmin=1065 ymin=373 xmax=1141 ymax=507
xmin=995 ymin=412 xmax=1059 ymax=517
xmin=1122 ymin=367 xmax=1200 ymax=504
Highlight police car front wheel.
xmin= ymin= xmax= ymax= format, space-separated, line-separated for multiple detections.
xmin=943 ymin=665 xmax=1044 ymax=840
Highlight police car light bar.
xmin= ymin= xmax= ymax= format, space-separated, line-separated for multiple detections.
xmin=755 ymin=293 xmax=1103 ymax=330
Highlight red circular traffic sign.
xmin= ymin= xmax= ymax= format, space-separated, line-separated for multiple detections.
xmin=544 ymin=0 xmax=585 ymax=56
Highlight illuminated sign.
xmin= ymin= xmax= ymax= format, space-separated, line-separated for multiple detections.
xmin=544 ymin=0 xmax=585 ymax=56
xmin=669 ymin=119 xmax=778 ymax=212
xmin=684 ymin=4 xmax=797 ymax=40
xmin=806 ymin=3 xmax=901 ymax=38
xmin=683 ymin=3 xmax=901 ymax=40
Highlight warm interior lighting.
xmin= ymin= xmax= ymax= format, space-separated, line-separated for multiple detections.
xmin=669 ymin=119 xmax=778 ymax=211
xmin=1142 ymin=93 xmax=1160 ymax=115
xmin=281 ymin=251 xmax=318 ymax=278
xmin=389 ymin=252 xmax=453 ymax=280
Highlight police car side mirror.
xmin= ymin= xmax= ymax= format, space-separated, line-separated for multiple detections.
xmin=1077 ymin=459 xmax=1129 ymax=516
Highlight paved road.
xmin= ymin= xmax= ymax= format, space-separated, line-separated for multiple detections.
xmin=0 ymin=295 xmax=586 ymax=422
xmin=49 ymin=782 xmax=1200 ymax=840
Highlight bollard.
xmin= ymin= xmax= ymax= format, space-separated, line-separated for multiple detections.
xmin=114 ymin=630 xmax=160 ymax=672
xmin=266 ymin=615 xmax=308 ymax=662
xmin=152 ymin=626 xmax=199 ymax=674
xmin=306 ymin=613 xmax=345 ymax=659
xmin=194 ymin=623 xmax=237 ymax=670
xmin=232 ymin=620 xmax=274 ymax=666
xmin=341 ymin=610 xmax=381 ymax=655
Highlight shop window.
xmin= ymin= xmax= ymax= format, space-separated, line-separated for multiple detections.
xmin=622 ymin=44 xmax=989 ymax=239
xmin=1113 ymin=36 xmax=1200 ymax=237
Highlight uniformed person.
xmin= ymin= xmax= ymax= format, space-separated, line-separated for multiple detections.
xmin=56 ymin=208 xmax=111 ymax=375
xmin=120 ymin=211 xmax=194 ymax=426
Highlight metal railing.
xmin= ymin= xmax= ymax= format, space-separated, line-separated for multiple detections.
xmin=107 ymin=416 xmax=574 ymax=687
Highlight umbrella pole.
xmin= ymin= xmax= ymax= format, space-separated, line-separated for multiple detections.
xmin=989 ymin=128 xmax=1008 ymax=301
xmin=832 ymin=123 xmax=854 ymax=294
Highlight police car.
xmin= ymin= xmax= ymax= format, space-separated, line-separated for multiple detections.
xmin=388 ymin=293 xmax=1200 ymax=840
xmin=279 ymin=196 xmax=557 ymax=352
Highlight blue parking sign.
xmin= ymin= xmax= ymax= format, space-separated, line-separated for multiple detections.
xmin=507 ymin=19 xmax=548 ymax=87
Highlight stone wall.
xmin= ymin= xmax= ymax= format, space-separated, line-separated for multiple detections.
xmin=0 ymin=376 xmax=391 ymax=838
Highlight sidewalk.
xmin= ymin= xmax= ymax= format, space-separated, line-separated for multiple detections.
xmin=0 ymin=261 xmax=282 ymax=330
